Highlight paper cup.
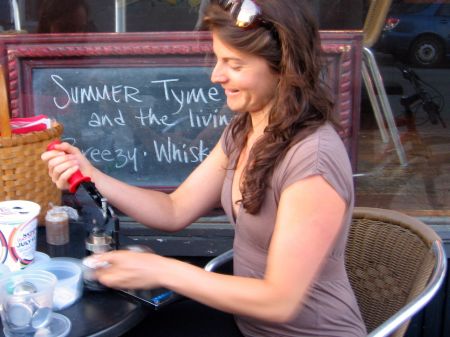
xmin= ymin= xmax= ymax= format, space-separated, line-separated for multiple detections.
xmin=0 ymin=201 xmax=41 ymax=271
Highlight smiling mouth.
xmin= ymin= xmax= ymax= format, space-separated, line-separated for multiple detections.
xmin=225 ymin=89 xmax=239 ymax=96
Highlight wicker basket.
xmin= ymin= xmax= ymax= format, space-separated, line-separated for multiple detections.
xmin=0 ymin=66 xmax=63 ymax=224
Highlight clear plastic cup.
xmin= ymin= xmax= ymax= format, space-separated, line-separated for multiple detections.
xmin=28 ymin=258 xmax=83 ymax=310
xmin=0 ymin=270 xmax=57 ymax=335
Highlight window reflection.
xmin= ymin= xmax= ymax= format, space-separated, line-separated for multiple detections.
xmin=0 ymin=1 xmax=13 ymax=31
xmin=0 ymin=0 xmax=448 ymax=216
xmin=4 ymin=0 xmax=205 ymax=33
xmin=1 ymin=0 xmax=366 ymax=34
xmin=358 ymin=0 xmax=450 ymax=215
xmin=377 ymin=1 xmax=450 ymax=67
xmin=37 ymin=0 xmax=96 ymax=33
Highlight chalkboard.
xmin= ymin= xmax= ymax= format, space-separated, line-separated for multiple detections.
xmin=31 ymin=66 xmax=232 ymax=188
xmin=4 ymin=32 xmax=363 ymax=184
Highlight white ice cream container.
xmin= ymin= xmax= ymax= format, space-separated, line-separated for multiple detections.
xmin=0 ymin=200 xmax=40 ymax=271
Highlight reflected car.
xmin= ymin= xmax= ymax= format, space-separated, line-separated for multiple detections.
xmin=376 ymin=2 xmax=450 ymax=67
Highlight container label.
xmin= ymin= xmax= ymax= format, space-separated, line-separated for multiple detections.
xmin=0 ymin=201 xmax=40 ymax=271
xmin=8 ymin=219 xmax=37 ymax=268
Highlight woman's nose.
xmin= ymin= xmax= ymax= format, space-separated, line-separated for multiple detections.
xmin=211 ymin=63 xmax=227 ymax=84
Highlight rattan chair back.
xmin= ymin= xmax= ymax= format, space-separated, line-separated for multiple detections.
xmin=346 ymin=207 xmax=440 ymax=337
xmin=363 ymin=0 xmax=393 ymax=48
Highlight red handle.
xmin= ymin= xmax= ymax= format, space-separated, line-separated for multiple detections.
xmin=47 ymin=140 xmax=91 ymax=193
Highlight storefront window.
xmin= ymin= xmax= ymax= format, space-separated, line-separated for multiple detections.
xmin=357 ymin=0 xmax=450 ymax=217
xmin=1 ymin=0 xmax=447 ymax=218
xmin=1 ymin=0 xmax=207 ymax=33
xmin=0 ymin=0 xmax=365 ymax=34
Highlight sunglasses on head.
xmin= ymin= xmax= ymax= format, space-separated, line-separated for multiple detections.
xmin=218 ymin=0 xmax=266 ymax=29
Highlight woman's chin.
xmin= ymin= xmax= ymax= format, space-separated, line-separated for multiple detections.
xmin=226 ymin=103 xmax=245 ymax=114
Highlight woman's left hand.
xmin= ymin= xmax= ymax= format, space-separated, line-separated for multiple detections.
xmin=93 ymin=250 xmax=167 ymax=289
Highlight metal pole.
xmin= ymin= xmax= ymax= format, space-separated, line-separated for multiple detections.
xmin=362 ymin=60 xmax=389 ymax=143
xmin=115 ymin=0 xmax=126 ymax=33
xmin=10 ymin=0 xmax=21 ymax=31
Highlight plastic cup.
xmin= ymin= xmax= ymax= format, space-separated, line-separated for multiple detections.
xmin=28 ymin=258 xmax=83 ymax=310
xmin=0 ymin=270 xmax=57 ymax=335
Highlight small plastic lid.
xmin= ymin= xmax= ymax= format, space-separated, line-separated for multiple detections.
xmin=45 ymin=206 xmax=79 ymax=222
xmin=4 ymin=312 xmax=71 ymax=337
xmin=0 ymin=200 xmax=41 ymax=224
xmin=45 ymin=209 xmax=68 ymax=222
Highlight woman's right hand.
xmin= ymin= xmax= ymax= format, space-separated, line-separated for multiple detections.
xmin=41 ymin=142 xmax=94 ymax=190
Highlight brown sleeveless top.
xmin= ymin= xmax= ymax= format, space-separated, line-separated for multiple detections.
xmin=220 ymin=123 xmax=366 ymax=337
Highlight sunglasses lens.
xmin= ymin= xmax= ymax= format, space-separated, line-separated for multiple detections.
xmin=238 ymin=0 xmax=262 ymax=28
xmin=219 ymin=0 xmax=236 ymax=10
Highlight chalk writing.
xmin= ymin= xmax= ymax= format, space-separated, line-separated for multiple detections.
xmin=83 ymin=146 xmax=138 ymax=172
xmin=189 ymin=108 xmax=228 ymax=128
xmin=135 ymin=108 xmax=176 ymax=127
xmin=151 ymin=78 xmax=221 ymax=114
xmin=33 ymin=66 xmax=232 ymax=187
xmin=89 ymin=110 xmax=126 ymax=127
xmin=51 ymin=74 xmax=143 ymax=109
xmin=153 ymin=138 xmax=208 ymax=164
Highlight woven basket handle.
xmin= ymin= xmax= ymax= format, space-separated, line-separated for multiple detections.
xmin=0 ymin=65 xmax=12 ymax=138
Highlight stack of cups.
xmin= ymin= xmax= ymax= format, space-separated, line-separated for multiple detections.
xmin=0 ymin=269 xmax=71 ymax=336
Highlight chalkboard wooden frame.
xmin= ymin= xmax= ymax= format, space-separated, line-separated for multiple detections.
xmin=0 ymin=31 xmax=362 ymax=190
xmin=4 ymin=33 xmax=215 ymax=118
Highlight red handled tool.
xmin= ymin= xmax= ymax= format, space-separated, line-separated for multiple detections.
xmin=46 ymin=140 xmax=104 ymax=208
xmin=46 ymin=140 xmax=119 ymax=254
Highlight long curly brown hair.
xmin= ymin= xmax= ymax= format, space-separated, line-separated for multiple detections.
xmin=204 ymin=0 xmax=336 ymax=214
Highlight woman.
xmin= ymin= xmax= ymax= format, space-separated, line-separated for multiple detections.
xmin=42 ymin=1 xmax=366 ymax=336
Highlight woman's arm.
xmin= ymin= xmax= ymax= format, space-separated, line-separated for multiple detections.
xmin=95 ymin=174 xmax=346 ymax=323
xmin=42 ymin=141 xmax=228 ymax=231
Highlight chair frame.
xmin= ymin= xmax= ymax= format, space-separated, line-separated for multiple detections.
xmin=204 ymin=207 xmax=447 ymax=337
